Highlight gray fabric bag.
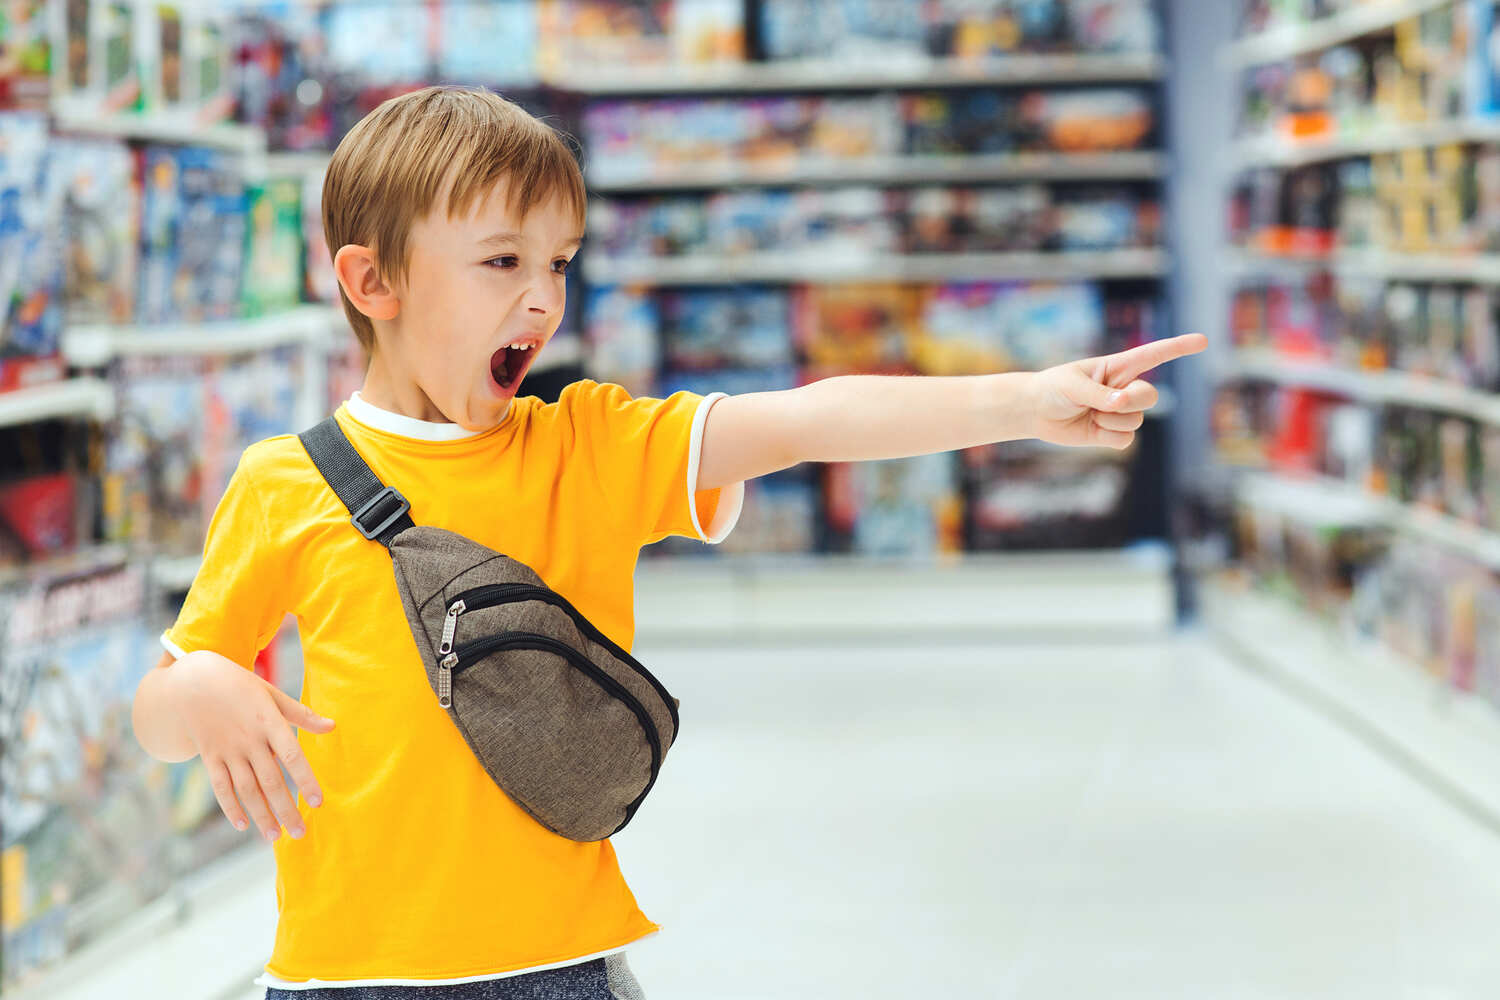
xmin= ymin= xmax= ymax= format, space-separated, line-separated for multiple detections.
xmin=298 ymin=417 xmax=679 ymax=842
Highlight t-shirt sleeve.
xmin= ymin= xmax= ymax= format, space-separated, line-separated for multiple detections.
xmin=566 ymin=380 xmax=745 ymax=547
xmin=160 ymin=448 xmax=289 ymax=668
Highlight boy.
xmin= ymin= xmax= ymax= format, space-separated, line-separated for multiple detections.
xmin=131 ymin=87 xmax=1204 ymax=998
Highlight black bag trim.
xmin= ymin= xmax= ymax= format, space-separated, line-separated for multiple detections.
xmin=445 ymin=582 xmax=681 ymax=736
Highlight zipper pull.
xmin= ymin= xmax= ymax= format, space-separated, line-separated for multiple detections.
xmin=438 ymin=652 xmax=457 ymax=709
xmin=438 ymin=599 xmax=466 ymax=655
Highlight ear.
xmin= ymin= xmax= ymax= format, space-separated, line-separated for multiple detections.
xmin=333 ymin=244 xmax=400 ymax=322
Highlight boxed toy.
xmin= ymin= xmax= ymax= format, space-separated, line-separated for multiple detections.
xmin=0 ymin=111 xmax=63 ymax=360
xmin=0 ymin=0 xmax=50 ymax=109
xmin=791 ymin=282 xmax=919 ymax=376
xmin=241 ymin=176 xmax=302 ymax=317
xmin=137 ymin=144 xmax=246 ymax=323
xmin=584 ymin=284 xmax=659 ymax=397
xmin=660 ymin=287 xmax=793 ymax=371
xmin=911 ymin=280 xmax=1103 ymax=376
xmin=438 ymin=0 xmax=538 ymax=84
xmin=54 ymin=136 xmax=137 ymax=324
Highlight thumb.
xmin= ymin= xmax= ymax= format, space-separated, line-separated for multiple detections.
xmin=267 ymin=683 xmax=336 ymax=733
xmin=1068 ymin=365 xmax=1124 ymax=412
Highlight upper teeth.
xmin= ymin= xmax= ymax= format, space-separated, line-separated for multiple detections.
xmin=508 ymin=343 xmax=534 ymax=351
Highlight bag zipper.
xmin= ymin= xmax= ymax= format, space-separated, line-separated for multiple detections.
xmin=447 ymin=631 xmax=663 ymax=832
xmin=441 ymin=583 xmax=679 ymax=736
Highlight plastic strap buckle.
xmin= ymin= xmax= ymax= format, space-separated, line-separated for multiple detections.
xmin=351 ymin=486 xmax=410 ymax=541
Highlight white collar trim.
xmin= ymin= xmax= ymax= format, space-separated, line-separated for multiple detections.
xmin=345 ymin=391 xmax=484 ymax=441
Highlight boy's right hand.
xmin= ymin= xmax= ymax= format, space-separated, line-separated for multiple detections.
xmin=169 ymin=650 xmax=336 ymax=842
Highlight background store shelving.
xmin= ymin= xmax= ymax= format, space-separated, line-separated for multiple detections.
xmin=1205 ymin=0 xmax=1500 ymax=840
xmin=0 ymin=0 xmax=1172 ymax=992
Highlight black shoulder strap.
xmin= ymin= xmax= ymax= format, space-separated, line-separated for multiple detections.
xmin=297 ymin=417 xmax=414 ymax=548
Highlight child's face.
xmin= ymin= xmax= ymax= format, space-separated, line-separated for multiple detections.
xmin=390 ymin=179 xmax=582 ymax=429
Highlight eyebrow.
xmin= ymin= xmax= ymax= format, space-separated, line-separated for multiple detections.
xmin=478 ymin=232 xmax=584 ymax=252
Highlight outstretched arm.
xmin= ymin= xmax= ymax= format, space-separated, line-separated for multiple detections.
xmin=695 ymin=334 xmax=1208 ymax=492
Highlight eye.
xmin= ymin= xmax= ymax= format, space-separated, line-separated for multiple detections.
xmin=552 ymin=258 xmax=571 ymax=275
xmin=484 ymin=255 xmax=519 ymax=270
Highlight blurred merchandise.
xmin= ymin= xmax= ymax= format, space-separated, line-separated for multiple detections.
xmin=241 ymin=176 xmax=303 ymax=317
xmin=823 ymin=453 xmax=963 ymax=558
xmin=659 ymin=287 xmax=794 ymax=371
xmin=103 ymin=348 xmax=300 ymax=556
xmin=0 ymin=111 xmax=63 ymax=363
xmin=231 ymin=7 xmax=337 ymax=151
xmin=589 ymin=184 xmax=1158 ymax=261
xmin=964 ymin=441 xmax=1132 ymax=549
xmin=758 ymin=0 xmax=1160 ymax=61
xmin=584 ymin=88 xmax=1154 ymax=182
xmin=912 ymin=280 xmax=1103 ymax=375
xmin=583 ymin=284 xmax=659 ymax=397
xmin=0 ymin=0 xmax=50 ymax=109
xmin=137 ymin=145 xmax=246 ymax=324
xmin=55 ymin=136 xmax=138 ymax=324
xmin=538 ymin=0 xmax=743 ymax=72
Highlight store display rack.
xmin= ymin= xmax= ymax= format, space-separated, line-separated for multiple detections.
xmin=588 ymin=150 xmax=1168 ymax=192
xmin=584 ymin=248 xmax=1169 ymax=286
xmin=1232 ymin=117 xmax=1500 ymax=170
xmin=1225 ymin=348 xmax=1500 ymax=423
xmin=1227 ymin=247 xmax=1500 ymax=284
xmin=1224 ymin=0 xmax=1458 ymax=69
xmin=549 ymin=52 xmax=1166 ymax=96
xmin=0 ymin=377 xmax=115 ymax=429
xmin=51 ymin=107 xmax=266 ymax=155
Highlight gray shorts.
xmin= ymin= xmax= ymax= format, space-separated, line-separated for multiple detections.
xmin=263 ymin=953 xmax=645 ymax=1000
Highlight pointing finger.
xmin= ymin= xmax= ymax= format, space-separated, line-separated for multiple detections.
xmin=1103 ymin=334 xmax=1208 ymax=387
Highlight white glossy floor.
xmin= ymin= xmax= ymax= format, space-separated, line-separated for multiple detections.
xmin=47 ymin=630 xmax=1500 ymax=999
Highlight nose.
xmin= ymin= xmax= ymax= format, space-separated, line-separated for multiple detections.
xmin=524 ymin=265 xmax=564 ymax=317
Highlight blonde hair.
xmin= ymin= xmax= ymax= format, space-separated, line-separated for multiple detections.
xmin=322 ymin=86 xmax=587 ymax=351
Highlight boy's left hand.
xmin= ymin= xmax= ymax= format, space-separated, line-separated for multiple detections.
xmin=1028 ymin=334 xmax=1209 ymax=450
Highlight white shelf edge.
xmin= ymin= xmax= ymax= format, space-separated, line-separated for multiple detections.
xmin=588 ymin=151 xmax=1167 ymax=192
xmin=550 ymin=52 xmax=1165 ymax=95
xmin=1224 ymin=349 xmax=1500 ymax=424
xmin=1232 ymin=117 xmax=1500 ymax=170
xmin=50 ymin=108 xmax=266 ymax=155
xmin=1228 ymin=248 xmax=1500 ymax=284
xmin=1232 ymin=469 xmax=1500 ymax=571
xmin=1225 ymin=0 xmax=1455 ymax=69
xmin=0 ymin=378 xmax=116 ymax=428
xmin=62 ymin=306 xmax=345 ymax=365
xmin=1203 ymin=578 xmax=1500 ymax=834
xmin=584 ymin=249 xmax=1168 ymax=286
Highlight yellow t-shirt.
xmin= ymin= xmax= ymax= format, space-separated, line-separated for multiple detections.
xmin=162 ymin=381 xmax=743 ymax=986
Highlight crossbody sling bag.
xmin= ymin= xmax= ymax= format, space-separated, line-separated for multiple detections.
xmin=297 ymin=417 xmax=680 ymax=842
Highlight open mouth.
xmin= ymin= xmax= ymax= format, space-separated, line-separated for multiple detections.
xmin=489 ymin=342 xmax=539 ymax=393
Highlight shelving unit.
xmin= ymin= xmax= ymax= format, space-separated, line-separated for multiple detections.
xmin=1204 ymin=578 xmax=1500 ymax=830
xmin=0 ymin=377 xmax=116 ymax=428
xmin=549 ymin=52 xmax=1165 ymax=95
xmin=1227 ymin=247 xmax=1500 ymax=284
xmin=1232 ymin=117 xmax=1500 ymax=170
xmin=588 ymin=151 xmax=1168 ymax=192
xmin=584 ymin=249 xmax=1169 ymax=286
xmin=50 ymin=108 xmax=266 ymax=155
xmin=1224 ymin=0 xmax=1458 ymax=69
xmin=1226 ymin=349 xmax=1500 ymax=423
xmin=61 ymin=306 xmax=345 ymax=366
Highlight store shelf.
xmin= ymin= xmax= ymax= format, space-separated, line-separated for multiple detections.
xmin=1203 ymin=577 xmax=1500 ymax=832
xmin=62 ymin=306 xmax=345 ymax=366
xmin=1234 ymin=469 xmax=1500 ymax=569
xmin=1228 ymin=247 xmax=1500 ymax=284
xmin=1225 ymin=349 xmax=1500 ymax=424
xmin=1225 ymin=0 xmax=1455 ymax=69
xmin=1232 ymin=117 xmax=1500 ymax=170
xmin=588 ymin=150 xmax=1168 ymax=192
xmin=0 ymin=378 xmax=115 ymax=428
xmin=635 ymin=547 xmax=1174 ymax=641
xmin=550 ymin=52 xmax=1166 ymax=95
xmin=584 ymin=248 xmax=1168 ymax=286
xmin=50 ymin=108 xmax=266 ymax=155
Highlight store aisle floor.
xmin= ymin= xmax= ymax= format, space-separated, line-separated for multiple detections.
xmin=202 ymin=631 xmax=1500 ymax=999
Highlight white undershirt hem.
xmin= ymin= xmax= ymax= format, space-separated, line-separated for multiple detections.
xmin=252 ymin=932 xmax=656 ymax=990
xmin=686 ymin=392 xmax=744 ymax=544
